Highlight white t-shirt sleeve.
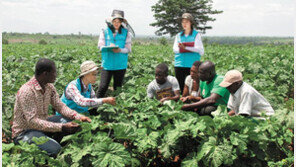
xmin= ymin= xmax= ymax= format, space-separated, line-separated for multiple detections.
xmin=191 ymin=91 xmax=199 ymax=97
xmin=185 ymin=75 xmax=191 ymax=87
xmin=147 ymin=82 xmax=155 ymax=99
xmin=171 ymin=77 xmax=180 ymax=91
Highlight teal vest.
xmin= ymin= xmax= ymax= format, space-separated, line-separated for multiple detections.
xmin=174 ymin=29 xmax=201 ymax=68
xmin=57 ymin=78 xmax=92 ymax=115
xmin=102 ymin=27 xmax=128 ymax=70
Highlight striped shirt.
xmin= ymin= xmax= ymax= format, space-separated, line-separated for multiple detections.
xmin=64 ymin=80 xmax=103 ymax=107
xmin=12 ymin=77 xmax=83 ymax=138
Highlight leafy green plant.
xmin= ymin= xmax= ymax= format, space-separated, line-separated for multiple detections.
xmin=159 ymin=37 xmax=168 ymax=45
xmin=2 ymin=38 xmax=9 ymax=44
xmin=38 ymin=39 xmax=47 ymax=45
xmin=2 ymin=141 xmax=63 ymax=166
xmin=2 ymin=35 xmax=293 ymax=166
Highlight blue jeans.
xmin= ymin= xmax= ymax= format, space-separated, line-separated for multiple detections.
xmin=13 ymin=115 xmax=71 ymax=157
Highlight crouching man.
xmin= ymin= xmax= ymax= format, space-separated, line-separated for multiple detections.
xmin=181 ymin=61 xmax=230 ymax=116
xmin=147 ymin=63 xmax=180 ymax=103
xmin=12 ymin=58 xmax=91 ymax=157
xmin=219 ymin=70 xmax=274 ymax=118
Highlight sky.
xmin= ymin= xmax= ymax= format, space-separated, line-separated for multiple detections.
xmin=1 ymin=0 xmax=294 ymax=36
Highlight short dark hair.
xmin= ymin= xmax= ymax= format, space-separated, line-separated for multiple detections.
xmin=199 ymin=61 xmax=216 ymax=74
xmin=35 ymin=58 xmax=56 ymax=76
xmin=192 ymin=61 xmax=202 ymax=68
xmin=156 ymin=63 xmax=168 ymax=74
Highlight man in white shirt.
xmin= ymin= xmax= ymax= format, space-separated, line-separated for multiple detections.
xmin=219 ymin=70 xmax=274 ymax=117
xmin=147 ymin=63 xmax=180 ymax=103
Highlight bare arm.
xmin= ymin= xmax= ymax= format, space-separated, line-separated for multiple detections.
xmin=228 ymin=110 xmax=235 ymax=116
xmin=182 ymin=85 xmax=190 ymax=97
xmin=160 ymin=90 xmax=180 ymax=103
xmin=181 ymin=93 xmax=221 ymax=111
xmin=180 ymin=85 xmax=191 ymax=103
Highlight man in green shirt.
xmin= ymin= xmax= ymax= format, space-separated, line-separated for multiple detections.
xmin=181 ymin=61 xmax=230 ymax=116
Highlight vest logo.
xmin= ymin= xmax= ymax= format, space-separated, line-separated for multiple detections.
xmin=202 ymin=89 xmax=205 ymax=96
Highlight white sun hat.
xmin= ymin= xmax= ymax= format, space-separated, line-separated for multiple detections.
xmin=105 ymin=9 xmax=135 ymax=37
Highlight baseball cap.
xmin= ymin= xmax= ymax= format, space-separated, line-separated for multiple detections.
xmin=219 ymin=70 xmax=243 ymax=87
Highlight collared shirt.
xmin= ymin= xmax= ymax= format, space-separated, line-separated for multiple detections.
xmin=227 ymin=82 xmax=274 ymax=117
xmin=64 ymin=80 xmax=103 ymax=107
xmin=12 ymin=77 xmax=83 ymax=138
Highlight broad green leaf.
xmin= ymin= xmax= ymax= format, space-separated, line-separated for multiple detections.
xmin=181 ymin=152 xmax=199 ymax=167
xmin=92 ymin=142 xmax=131 ymax=167
xmin=112 ymin=123 xmax=137 ymax=140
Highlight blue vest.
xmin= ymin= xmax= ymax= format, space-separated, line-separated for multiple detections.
xmin=57 ymin=78 xmax=92 ymax=115
xmin=101 ymin=27 xmax=128 ymax=70
xmin=174 ymin=30 xmax=201 ymax=68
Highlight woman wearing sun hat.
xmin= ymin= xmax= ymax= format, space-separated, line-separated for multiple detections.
xmin=97 ymin=9 xmax=135 ymax=98
xmin=57 ymin=61 xmax=116 ymax=115
xmin=173 ymin=13 xmax=204 ymax=94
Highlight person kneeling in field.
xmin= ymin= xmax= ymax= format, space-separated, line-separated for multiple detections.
xmin=180 ymin=61 xmax=202 ymax=103
xmin=147 ymin=63 xmax=180 ymax=103
xmin=12 ymin=58 xmax=91 ymax=157
xmin=56 ymin=61 xmax=116 ymax=116
xmin=181 ymin=61 xmax=230 ymax=116
xmin=219 ymin=70 xmax=274 ymax=118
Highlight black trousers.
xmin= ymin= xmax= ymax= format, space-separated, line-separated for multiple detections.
xmin=97 ymin=69 xmax=126 ymax=97
xmin=174 ymin=67 xmax=191 ymax=95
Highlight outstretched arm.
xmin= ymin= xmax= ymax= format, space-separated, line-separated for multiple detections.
xmin=181 ymin=93 xmax=221 ymax=111
xmin=160 ymin=90 xmax=180 ymax=103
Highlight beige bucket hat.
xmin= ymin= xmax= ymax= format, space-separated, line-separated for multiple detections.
xmin=219 ymin=70 xmax=243 ymax=87
xmin=79 ymin=61 xmax=99 ymax=77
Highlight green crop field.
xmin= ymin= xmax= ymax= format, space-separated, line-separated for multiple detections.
xmin=2 ymin=35 xmax=294 ymax=166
